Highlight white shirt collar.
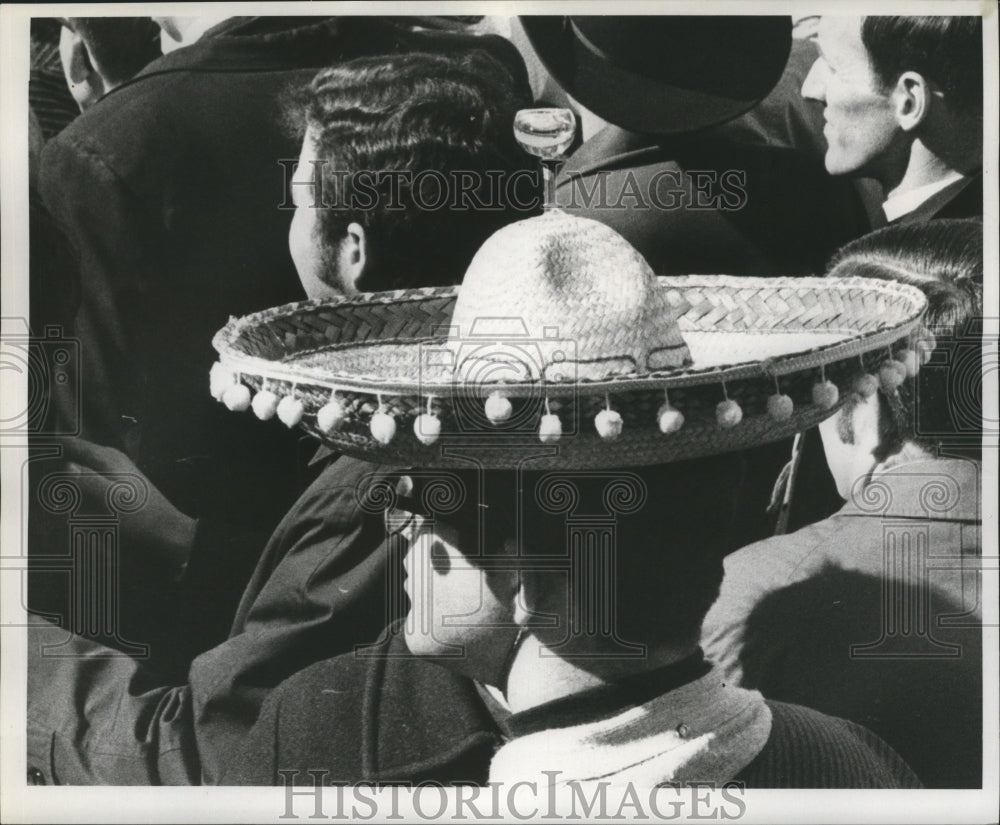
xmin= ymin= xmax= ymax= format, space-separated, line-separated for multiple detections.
xmin=882 ymin=171 xmax=965 ymax=223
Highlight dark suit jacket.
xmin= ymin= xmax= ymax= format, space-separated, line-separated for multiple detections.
xmin=39 ymin=17 xmax=529 ymax=533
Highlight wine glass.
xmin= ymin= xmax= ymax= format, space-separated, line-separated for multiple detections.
xmin=513 ymin=108 xmax=577 ymax=210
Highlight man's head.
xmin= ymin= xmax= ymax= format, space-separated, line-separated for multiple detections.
xmin=287 ymin=50 xmax=536 ymax=299
xmin=58 ymin=17 xmax=160 ymax=110
xmin=819 ymin=219 xmax=983 ymax=498
xmin=151 ymin=15 xmax=232 ymax=54
xmin=392 ymin=454 xmax=745 ymax=686
xmin=801 ymin=16 xmax=982 ymax=186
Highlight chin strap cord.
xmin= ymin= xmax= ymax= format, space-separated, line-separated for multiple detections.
xmin=498 ymin=624 xmax=530 ymax=699
xmin=771 ymin=431 xmax=805 ymax=536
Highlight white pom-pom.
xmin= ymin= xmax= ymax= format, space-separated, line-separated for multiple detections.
xmin=657 ymin=402 xmax=685 ymax=434
xmin=594 ymin=409 xmax=623 ymax=441
xmin=223 ymin=383 xmax=251 ymax=412
xmin=316 ymin=399 xmax=347 ymax=433
xmin=484 ymin=391 xmax=513 ymax=424
xmin=414 ymin=413 xmax=441 ymax=446
xmin=716 ymin=399 xmax=743 ymax=428
xmin=811 ymin=380 xmax=839 ymax=410
xmin=539 ymin=413 xmax=562 ymax=443
xmin=252 ymin=390 xmax=280 ymax=420
xmin=917 ymin=333 xmax=936 ymax=365
xmin=898 ymin=349 xmax=919 ymax=378
xmin=879 ymin=361 xmax=905 ymax=393
xmin=767 ymin=393 xmax=794 ymax=422
xmin=854 ymin=374 xmax=879 ymax=398
xmin=210 ymin=362 xmax=236 ymax=401
xmin=277 ymin=395 xmax=305 ymax=428
xmin=370 ymin=411 xmax=397 ymax=444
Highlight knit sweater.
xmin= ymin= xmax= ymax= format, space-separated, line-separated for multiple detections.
xmin=736 ymin=701 xmax=921 ymax=788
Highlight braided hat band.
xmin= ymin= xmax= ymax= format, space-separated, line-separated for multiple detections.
xmin=212 ymin=213 xmax=926 ymax=469
xmin=212 ymin=290 xmax=926 ymax=469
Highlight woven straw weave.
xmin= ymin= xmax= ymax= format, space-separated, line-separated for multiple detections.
xmin=213 ymin=275 xmax=925 ymax=469
xmin=450 ymin=212 xmax=691 ymax=380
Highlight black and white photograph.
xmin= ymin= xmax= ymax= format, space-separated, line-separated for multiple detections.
xmin=0 ymin=2 xmax=996 ymax=822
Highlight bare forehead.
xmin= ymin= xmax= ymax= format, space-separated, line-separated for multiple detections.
xmin=817 ymin=16 xmax=866 ymax=59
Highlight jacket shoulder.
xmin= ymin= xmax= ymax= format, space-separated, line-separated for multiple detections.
xmin=223 ymin=652 xmax=370 ymax=785
xmin=710 ymin=515 xmax=847 ymax=620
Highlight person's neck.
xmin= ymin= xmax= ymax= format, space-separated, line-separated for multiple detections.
xmin=159 ymin=15 xmax=233 ymax=53
xmin=884 ymin=138 xmax=975 ymax=202
xmin=873 ymin=441 xmax=935 ymax=474
xmin=503 ymin=633 xmax=697 ymax=714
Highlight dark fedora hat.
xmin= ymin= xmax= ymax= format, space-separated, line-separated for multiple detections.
xmin=520 ymin=16 xmax=792 ymax=135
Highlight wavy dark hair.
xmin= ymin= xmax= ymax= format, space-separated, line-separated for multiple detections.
xmin=288 ymin=49 xmax=537 ymax=291
xmin=827 ymin=218 xmax=983 ymax=461
xmin=861 ymin=16 xmax=983 ymax=118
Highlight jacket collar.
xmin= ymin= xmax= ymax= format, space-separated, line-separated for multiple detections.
xmin=113 ymin=17 xmax=416 ymax=91
xmin=504 ymin=650 xmax=710 ymax=738
xmin=363 ymin=631 xmax=502 ymax=781
xmin=890 ymin=171 xmax=982 ymax=225
xmin=555 ymin=118 xmax=792 ymax=183
xmin=308 ymin=444 xmax=339 ymax=467
xmin=557 ymin=125 xmax=661 ymax=180
xmin=840 ymin=456 xmax=980 ymax=521
xmin=138 ymin=17 xmax=349 ymax=74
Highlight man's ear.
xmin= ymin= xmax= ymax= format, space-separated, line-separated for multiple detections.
xmin=819 ymin=390 xmax=882 ymax=500
xmin=339 ymin=221 xmax=368 ymax=293
xmin=891 ymin=71 xmax=931 ymax=132
xmin=59 ymin=26 xmax=105 ymax=110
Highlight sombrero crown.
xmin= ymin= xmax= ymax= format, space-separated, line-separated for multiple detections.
xmin=212 ymin=214 xmax=928 ymax=469
xmin=449 ymin=211 xmax=690 ymax=382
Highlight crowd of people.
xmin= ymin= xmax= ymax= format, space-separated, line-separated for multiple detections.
xmin=24 ymin=12 xmax=985 ymax=796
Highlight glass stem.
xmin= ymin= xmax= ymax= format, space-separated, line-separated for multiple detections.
xmin=542 ymin=159 xmax=561 ymax=211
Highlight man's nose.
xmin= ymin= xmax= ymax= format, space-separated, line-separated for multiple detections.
xmin=801 ymin=58 xmax=828 ymax=102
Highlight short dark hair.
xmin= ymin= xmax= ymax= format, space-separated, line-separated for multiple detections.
xmin=406 ymin=454 xmax=746 ymax=653
xmin=827 ymin=218 xmax=983 ymax=461
xmin=67 ymin=17 xmax=161 ymax=88
xmin=860 ymin=16 xmax=983 ymax=118
xmin=541 ymin=457 xmax=744 ymax=650
xmin=291 ymin=50 xmax=537 ymax=292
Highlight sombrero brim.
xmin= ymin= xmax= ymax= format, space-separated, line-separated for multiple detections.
xmin=212 ymin=276 xmax=926 ymax=470
xmin=520 ymin=16 xmax=791 ymax=136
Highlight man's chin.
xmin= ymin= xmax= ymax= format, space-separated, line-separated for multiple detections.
xmin=401 ymin=629 xmax=452 ymax=658
xmin=824 ymin=151 xmax=852 ymax=177
xmin=823 ymin=146 xmax=871 ymax=179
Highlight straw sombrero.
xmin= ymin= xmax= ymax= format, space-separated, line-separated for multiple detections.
xmin=211 ymin=212 xmax=928 ymax=470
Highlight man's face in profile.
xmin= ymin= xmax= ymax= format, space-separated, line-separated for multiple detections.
xmin=801 ymin=16 xmax=901 ymax=180
xmin=288 ymin=129 xmax=334 ymax=299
